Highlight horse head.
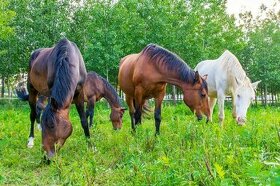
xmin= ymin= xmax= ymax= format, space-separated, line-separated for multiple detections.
xmin=183 ymin=71 xmax=210 ymax=122
xmin=234 ymin=78 xmax=261 ymax=125
xmin=110 ymin=107 xmax=126 ymax=130
xmin=41 ymin=97 xmax=73 ymax=159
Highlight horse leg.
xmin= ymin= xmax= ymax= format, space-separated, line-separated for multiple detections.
xmin=35 ymin=104 xmax=43 ymax=131
xmin=74 ymin=91 xmax=90 ymax=138
xmin=125 ymin=95 xmax=136 ymax=131
xmin=217 ymin=92 xmax=225 ymax=126
xmin=27 ymin=86 xmax=38 ymax=148
xmin=154 ymin=92 xmax=165 ymax=135
xmin=134 ymin=99 xmax=142 ymax=125
xmin=209 ymin=97 xmax=217 ymax=122
xmin=134 ymin=87 xmax=145 ymax=125
xmin=86 ymin=98 xmax=95 ymax=128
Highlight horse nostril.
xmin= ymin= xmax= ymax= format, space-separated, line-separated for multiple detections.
xmin=197 ymin=115 xmax=203 ymax=121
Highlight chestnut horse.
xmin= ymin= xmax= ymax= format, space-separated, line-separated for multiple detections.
xmin=25 ymin=38 xmax=89 ymax=159
xmin=27 ymin=72 xmax=125 ymax=130
xmin=118 ymin=44 xmax=210 ymax=134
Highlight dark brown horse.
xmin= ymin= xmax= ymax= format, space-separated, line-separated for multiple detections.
xmin=29 ymin=72 xmax=125 ymax=130
xmin=84 ymin=72 xmax=125 ymax=129
xmin=24 ymin=38 xmax=89 ymax=159
xmin=118 ymin=44 xmax=210 ymax=134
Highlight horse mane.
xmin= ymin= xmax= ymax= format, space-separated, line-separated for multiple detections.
xmin=141 ymin=43 xmax=195 ymax=83
xmin=219 ymin=50 xmax=251 ymax=85
xmin=50 ymin=38 xmax=78 ymax=108
xmin=89 ymin=72 xmax=122 ymax=107
xmin=29 ymin=48 xmax=44 ymax=65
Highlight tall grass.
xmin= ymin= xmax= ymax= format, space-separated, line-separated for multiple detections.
xmin=0 ymin=100 xmax=279 ymax=185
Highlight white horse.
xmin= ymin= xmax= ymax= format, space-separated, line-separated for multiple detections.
xmin=195 ymin=50 xmax=261 ymax=125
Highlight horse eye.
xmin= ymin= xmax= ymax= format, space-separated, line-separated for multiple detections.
xmin=237 ymin=94 xmax=240 ymax=98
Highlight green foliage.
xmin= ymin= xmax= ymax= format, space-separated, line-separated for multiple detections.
xmin=0 ymin=100 xmax=279 ymax=185
xmin=0 ymin=0 xmax=15 ymax=40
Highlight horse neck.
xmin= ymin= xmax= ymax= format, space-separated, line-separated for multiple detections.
xmin=102 ymin=85 xmax=121 ymax=109
xmin=159 ymin=71 xmax=193 ymax=90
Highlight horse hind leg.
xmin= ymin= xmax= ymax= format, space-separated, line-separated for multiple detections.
xmin=27 ymin=86 xmax=38 ymax=148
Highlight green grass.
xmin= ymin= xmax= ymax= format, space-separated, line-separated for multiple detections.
xmin=0 ymin=100 xmax=279 ymax=185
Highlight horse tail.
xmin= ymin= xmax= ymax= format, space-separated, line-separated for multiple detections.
xmin=16 ymin=87 xmax=29 ymax=101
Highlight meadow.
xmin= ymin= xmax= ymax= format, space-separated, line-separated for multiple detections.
xmin=0 ymin=99 xmax=279 ymax=185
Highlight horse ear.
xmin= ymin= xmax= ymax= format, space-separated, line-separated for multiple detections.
xmin=251 ymin=80 xmax=261 ymax=90
xmin=50 ymin=97 xmax=58 ymax=111
xmin=194 ymin=71 xmax=200 ymax=82
xmin=202 ymin=74 xmax=208 ymax=81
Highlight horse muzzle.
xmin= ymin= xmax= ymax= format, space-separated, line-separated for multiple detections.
xmin=237 ymin=117 xmax=246 ymax=125
xmin=197 ymin=115 xmax=203 ymax=121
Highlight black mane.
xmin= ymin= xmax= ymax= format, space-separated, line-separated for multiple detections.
xmin=142 ymin=43 xmax=195 ymax=83
xmin=50 ymin=38 xmax=78 ymax=108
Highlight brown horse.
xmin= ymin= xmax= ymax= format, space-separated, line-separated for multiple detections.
xmin=84 ymin=72 xmax=125 ymax=129
xmin=25 ymin=38 xmax=89 ymax=159
xmin=118 ymin=44 xmax=210 ymax=134
xmin=29 ymin=72 xmax=125 ymax=130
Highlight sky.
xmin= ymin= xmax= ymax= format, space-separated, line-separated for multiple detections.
xmin=226 ymin=0 xmax=280 ymax=18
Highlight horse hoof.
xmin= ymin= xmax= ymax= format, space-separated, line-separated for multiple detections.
xmin=37 ymin=124 xmax=42 ymax=131
xmin=27 ymin=137 xmax=34 ymax=148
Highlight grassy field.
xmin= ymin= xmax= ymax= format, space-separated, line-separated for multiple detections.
xmin=0 ymin=99 xmax=279 ymax=185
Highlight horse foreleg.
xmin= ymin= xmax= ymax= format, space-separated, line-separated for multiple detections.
xmin=134 ymin=100 xmax=142 ymax=125
xmin=154 ymin=93 xmax=164 ymax=135
xmin=27 ymin=87 xmax=38 ymax=148
xmin=134 ymin=87 xmax=145 ymax=125
xmin=125 ymin=95 xmax=136 ymax=131
xmin=217 ymin=93 xmax=225 ymax=126
xmin=209 ymin=97 xmax=217 ymax=122
xmin=86 ymin=98 xmax=95 ymax=128
xmin=74 ymin=92 xmax=90 ymax=138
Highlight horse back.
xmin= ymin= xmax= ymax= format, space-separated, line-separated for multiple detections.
xmin=84 ymin=72 xmax=104 ymax=101
xmin=195 ymin=59 xmax=230 ymax=97
xmin=28 ymin=48 xmax=53 ymax=95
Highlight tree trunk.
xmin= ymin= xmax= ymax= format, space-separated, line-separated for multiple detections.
xmin=7 ymin=78 xmax=10 ymax=98
xmin=1 ymin=76 xmax=4 ymax=97
xmin=264 ymin=85 xmax=267 ymax=106
xmin=172 ymin=85 xmax=176 ymax=105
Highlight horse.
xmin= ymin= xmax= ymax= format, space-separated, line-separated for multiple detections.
xmin=27 ymin=72 xmax=126 ymax=130
xmin=118 ymin=44 xmax=210 ymax=135
xmin=195 ymin=50 xmax=261 ymax=126
xmin=84 ymin=72 xmax=125 ymax=128
xmin=22 ymin=38 xmax=89 ymax=159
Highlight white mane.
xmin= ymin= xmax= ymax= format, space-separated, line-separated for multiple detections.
xmin=218 ymin=50 xmax=252 ymax=85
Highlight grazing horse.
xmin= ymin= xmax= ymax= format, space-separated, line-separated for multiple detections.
xmin=118 ymin=44 xmax=210 ymax=134
xmin=29 ymin=72 xmax=125 ymax=130
xmin=24 ymin=38 xmax=89 ymax=159
xmin=195 ymin=50 xmax=261 ymax=125
xmin=84 ymin=72 xmax=125 ymax=129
